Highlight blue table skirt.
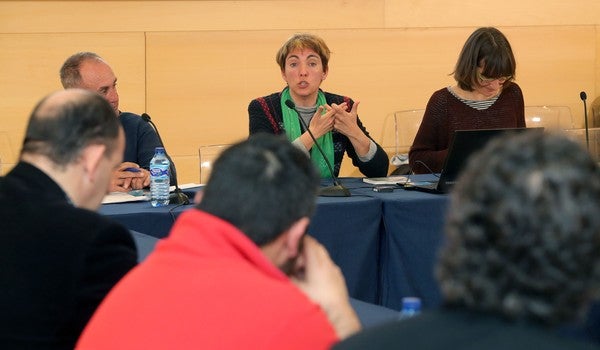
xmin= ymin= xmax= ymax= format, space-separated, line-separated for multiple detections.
xmin=101 ymin=177 xmax=449 ymax=310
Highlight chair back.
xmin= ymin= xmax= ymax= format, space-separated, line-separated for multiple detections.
xmin=592 ymin=96 xmax=600 ymax=128
xmin=198 ymin=144 xmax=230 ymax=184
xmin=380 ymin=109 xmax=425 ymax=165
xmin=524 ymin=105 xmax=574 ymax=130
xmin=563 ymin=127 xmax=600 ymax=162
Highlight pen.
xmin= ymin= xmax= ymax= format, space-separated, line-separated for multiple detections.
xmin=123 ymin=167 xmax=141 ymax=173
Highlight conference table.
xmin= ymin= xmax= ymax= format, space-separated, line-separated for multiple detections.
xmin=100 ymin=177 xmax=449 ymax=311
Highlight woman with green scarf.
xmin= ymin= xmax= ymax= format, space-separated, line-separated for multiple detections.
xmin=249 ymin=33 xmax=389 ymax=179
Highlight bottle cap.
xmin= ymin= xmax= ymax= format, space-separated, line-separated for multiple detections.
xmin=401 ymin=297 xmax=421 ymax=311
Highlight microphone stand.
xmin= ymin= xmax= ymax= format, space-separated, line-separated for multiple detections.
xmin=285 ymin=100 xmax=351 ymax=197
xmin=141 ymin=113 xmax=190 ymax=205
xmin=580 ymin=91 xmax=590 ymax=151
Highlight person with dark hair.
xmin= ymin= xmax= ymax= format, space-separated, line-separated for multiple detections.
xmin=77 ymin=134 xmax=361 ymax=349
xmin=335 ymin=131 xmax=600 ymax=349
xmin=60 ymin=51 xmax=168 ymax=192
xmin=248 ymin=33 xmax=388 ymax=178
xmin=0 ymin=89 xmax=138 ymax=348
xmin=410 ymin=27 xmax=526 ymax=174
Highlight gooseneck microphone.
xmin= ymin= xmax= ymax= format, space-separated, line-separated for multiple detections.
xmin=285 ymin=100 xmax=351 ymax=197
xmin=141 ymin=113 xmax=190 ymax=205
xmin=580 ymin=91 xmax=590 ymax=151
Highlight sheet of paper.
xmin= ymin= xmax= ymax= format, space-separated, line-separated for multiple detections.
xmin=362 ymin=176 xmax=409 ymax=186
xmin=102 ymin=191 xmax=150 ymax=204
xmin=170 ymin=183 xmax=202 ymax=191
xmin=102 ymin=183 xmax=202 ymax=204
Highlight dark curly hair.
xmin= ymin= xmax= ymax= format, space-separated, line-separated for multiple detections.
xmin=437 ymin=131 xmax=600 ymax=325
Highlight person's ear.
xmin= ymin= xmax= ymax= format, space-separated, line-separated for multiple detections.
xmin=194 ymin=190 xmax=204 ymax=204
xmin=281 ymin=68 xmax=288 ymax=83
xmin=322 ymin=67 xmax=328 ymax=81
xmin=80 ymin=144 xmax=106 ymax=183
xmin=284 ymin=217 xmax=310 ymax=258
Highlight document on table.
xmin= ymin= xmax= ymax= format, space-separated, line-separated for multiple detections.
xmin=102 ymin=183 xmax=202 ymax=204
xmin=102 ymin=191 xmax=150 ymax=204
xmin=362 ymin=176 xmax=409 ymax=186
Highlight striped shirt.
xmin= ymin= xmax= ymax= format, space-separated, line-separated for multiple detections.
xmin=446 ymin=86 xmax=499 ymax=110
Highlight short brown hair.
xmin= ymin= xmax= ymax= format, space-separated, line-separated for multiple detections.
xmin=453 ymin=27 xmax=516 ymax=91
xmin=59 ymin=52 xmax=104 ymax=88
xmin=275 ymin=33 xmax=331 ymax=73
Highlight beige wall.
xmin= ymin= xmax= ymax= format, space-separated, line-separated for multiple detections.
xmin=1 ymin=0 xmax=599 ymax=181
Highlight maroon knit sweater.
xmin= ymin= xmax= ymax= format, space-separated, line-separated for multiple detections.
xmin=409 ymin=83 xmax=525 ymax=174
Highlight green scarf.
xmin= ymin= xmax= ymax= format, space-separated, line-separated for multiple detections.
xmin=281 ymin=88 xmax=334 ymax=178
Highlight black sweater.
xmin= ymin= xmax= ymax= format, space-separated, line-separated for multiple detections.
xmin=248 ymin=90 xmax=389 ymax=177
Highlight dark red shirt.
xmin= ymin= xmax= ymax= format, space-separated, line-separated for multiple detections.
xmin=409 ymin=83 xmax=525 ymax=173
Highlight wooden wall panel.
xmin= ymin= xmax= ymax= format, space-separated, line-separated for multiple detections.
xmin=596 ymin=27 xmax=600 ymax=115
xmin=385 ymin=0 xmax=600 ymax=28
xmin=4 ymin=0 xmax=599 ymax=34
xmin=145 ymin=31 xmax=288 ymax=183
xmin=0 ymin=0 xmax=383 ymax=33
xmin=506 ymin=26 xmax=595 ymax=127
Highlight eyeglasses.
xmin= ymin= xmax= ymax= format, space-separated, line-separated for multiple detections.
xmin=477 ymin=71 xmax=511 ymax=86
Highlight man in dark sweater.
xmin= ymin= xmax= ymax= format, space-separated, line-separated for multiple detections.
xmin=60 ymin=52 xmax=168 ymax=192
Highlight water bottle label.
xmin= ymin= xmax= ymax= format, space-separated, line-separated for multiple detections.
xmin=150 ymin=167 xmax=169 ymax=177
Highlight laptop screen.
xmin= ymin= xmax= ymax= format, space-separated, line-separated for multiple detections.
xmin=437 ymin=127 xmax=541 ymax=193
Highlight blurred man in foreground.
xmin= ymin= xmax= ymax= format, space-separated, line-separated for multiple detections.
xmin=335 ymin=131 xmax=600 ymax=350
xmin=0 ymin=89 xmax=137 ymax=348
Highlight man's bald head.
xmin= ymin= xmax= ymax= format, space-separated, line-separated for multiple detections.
xmin=60 ymin=52 xmax=120 ymax=113
xmin=60 ymin=52 xmax=105 ymax=89
xmin=21 ymin=89 xmax=121 ymax=166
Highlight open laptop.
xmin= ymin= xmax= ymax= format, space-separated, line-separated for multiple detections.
xmin=405 ymin=127 xmax=540 ymax=194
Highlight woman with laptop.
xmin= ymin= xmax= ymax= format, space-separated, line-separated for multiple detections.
xmin=409 ymin=27 xmax=526 ymax=174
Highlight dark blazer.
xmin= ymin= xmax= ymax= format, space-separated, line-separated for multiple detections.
xmin=249 ymin=90 xmax=389 ymax=177
xmin=0 ymin=162 xmax=137 ymax=349
xmin=333 ymin=307 xmax=600 ymax=350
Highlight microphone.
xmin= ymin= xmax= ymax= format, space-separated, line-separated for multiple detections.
xmin=580 ymin=91 xmax=590 ymax=151
xmin=141 ymin=113 xmax=190 ymax=205
xmin=284 ymin=100 xmax=350 ymax=197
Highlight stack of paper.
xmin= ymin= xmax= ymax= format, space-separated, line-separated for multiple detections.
xmin=362 ymin=176 xmax=409 ymax=186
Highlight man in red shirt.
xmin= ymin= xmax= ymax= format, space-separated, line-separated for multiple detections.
xmin=77 ymin=134 xmax=361 ymax=349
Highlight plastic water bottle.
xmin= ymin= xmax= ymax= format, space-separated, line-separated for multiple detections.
xmin=150 ymin=147 xmax=170 ymax=207
xmin=399 ymin=297 xmax=421 ymax=320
